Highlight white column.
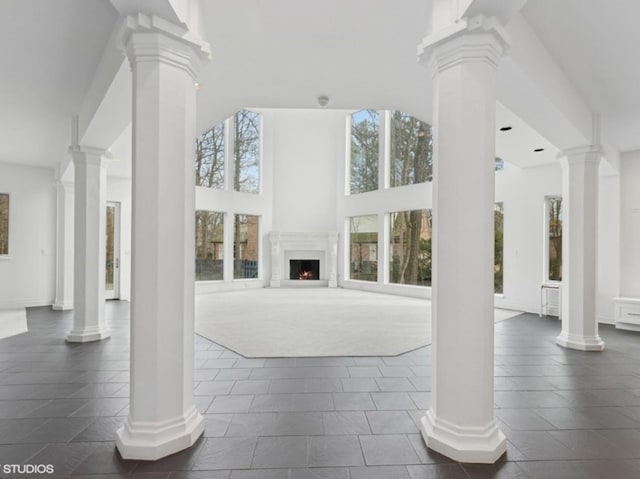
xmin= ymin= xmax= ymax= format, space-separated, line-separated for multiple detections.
xmin=270 ymin=232 xmax=282 ymax=287
xmin=418 ymin=18 xmax=508 ymax=463
xmin=556 ymin=147 xmax=604 ymax=351
xmin=328 ymin=231 xmax=338 ymax=287
xmin=68 ymin=147 xmax=110 ymax=341
xmin=116 ymin=13 xmax=210 ymax=461
xmin=53 ymin=180 xmax=74 ymax=311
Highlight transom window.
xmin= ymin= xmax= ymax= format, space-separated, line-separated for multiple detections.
xmin=348 ymin=109 xmax=433 ymax=194
xmin=196 ymin=109 xmax=261 ymax=194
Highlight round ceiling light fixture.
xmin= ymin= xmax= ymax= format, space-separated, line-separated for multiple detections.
xmin=534 ymin=148 xmax=545 ymax=152
xmin=317 ymin=96 xmax=330 ymax=108
xmin=499 ymin=126 xmax=512 ymax=131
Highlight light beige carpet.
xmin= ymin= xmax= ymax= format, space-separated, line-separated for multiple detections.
xmin=195 ymin=288 xmax=522 ymax=358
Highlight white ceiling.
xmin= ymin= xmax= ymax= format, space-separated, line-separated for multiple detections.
xmin=0 ymin=0 xmax=638 ymax=175
xmin=196 ymin=0 xmax=434 ymax=129
xmin=521 ymin=0 xmax=640 ymax=153
xmin=0 ymin=0 xmax=118 ymax=167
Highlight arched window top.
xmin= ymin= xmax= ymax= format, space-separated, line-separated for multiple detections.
xmin=196 ymin=109 xmax=261 ymax=194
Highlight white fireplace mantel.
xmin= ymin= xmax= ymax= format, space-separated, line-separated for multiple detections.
xmin=269 ymin=231 xmax=338 ymax=287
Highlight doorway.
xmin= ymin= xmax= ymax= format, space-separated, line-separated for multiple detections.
xmin=105 ymin=202 xmax=120 ymax=299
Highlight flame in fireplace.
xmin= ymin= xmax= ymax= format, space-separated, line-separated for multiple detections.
xmin=299 ymin=270 xmax=313 ymax=280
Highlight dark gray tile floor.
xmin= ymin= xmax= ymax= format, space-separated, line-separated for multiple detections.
xmin=0 ymin=302 xmax=639 ymax=478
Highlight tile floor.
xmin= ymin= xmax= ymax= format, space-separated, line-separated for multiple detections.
xmin=0 ymin=302 xmax=639 ymax=478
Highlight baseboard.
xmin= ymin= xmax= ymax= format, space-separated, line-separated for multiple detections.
xmin=0 ymin=298 xmax=53 ymax=309
xmin=196 ymin=279 xmax=267 ymax=295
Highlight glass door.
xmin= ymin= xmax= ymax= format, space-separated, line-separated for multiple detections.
xmin=105 ymin=202 xmax=120 ymax=299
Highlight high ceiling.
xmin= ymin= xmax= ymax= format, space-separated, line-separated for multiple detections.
xmin=196 ymin=0 xmax=434 ymax=128
xmin=0 ymin=0 xmax=638 ymax=173
xmin=0 ymin=0 xmax=118 ymax=167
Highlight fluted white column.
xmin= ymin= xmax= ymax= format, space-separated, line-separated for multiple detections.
xmin=556 ymin=147 xmax=604 ymax=351
xmin=115 ymin=13 xmax=210 ymax=461
xmin=417 ymin=17 xmax=508 ymax=463
xmin=53 ymin=180 xmax=74 ymax=311
xmin=68 ymin=147 xmax=110 ymax=341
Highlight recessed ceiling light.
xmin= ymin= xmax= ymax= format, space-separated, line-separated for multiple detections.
xmin=534 ymin=148 xmax=544 ymax=152
xmin=499 ymin=126 xmax=512 ymax=131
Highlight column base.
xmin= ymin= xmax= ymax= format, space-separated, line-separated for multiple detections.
xmin=328 ymin=280 xmax=337 ymax=288
xmin=270 ymin=279 xmax=281 ymax=288
xmin=116 ymin=406 xmax=205 ymax=460
xmin=556 ymin=331 xmax=604 ymax=351
xmin=420 ymin=409 xmax=506 ymax=464
xmin=66 ymin=326 xmax=110 ymax=342
xmin=53 ymin=302 xmax=73 ymax=311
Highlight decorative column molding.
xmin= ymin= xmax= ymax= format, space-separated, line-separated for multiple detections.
xmin=68 ymin=146 xmax=110 ymax=341
xmin=115 ymin=13 xmax=210 ymax=461
xmin=417 ymin=15 xmax=508 ymax=464
xmin=556 ymin=145 xmax=605 ymax=351
xmin=53 ymin=180 xmax=74 ymax=311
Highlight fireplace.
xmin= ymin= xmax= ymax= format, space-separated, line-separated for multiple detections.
xmin=269 ymin=231 xmax=338 ymax=287
xmin=290 ymin=259 xmax=320 ymax=280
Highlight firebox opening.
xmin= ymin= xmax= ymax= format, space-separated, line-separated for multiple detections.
xmin=289 ymin=259 xmax=320 ymax=280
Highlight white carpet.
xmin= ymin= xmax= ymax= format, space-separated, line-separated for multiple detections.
xmin=195 ymin=288 xmax=523 ymax=358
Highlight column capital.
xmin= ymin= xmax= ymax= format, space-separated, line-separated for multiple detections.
xmin=118 ymin=13 xmax=211 ymax=80
xmin=69 ymin=145 xmax=111 ymax=168
xmin=418 ymin=15 xmax=510 ymax=73
xmin=558 ymin=145 xmax=603 ymax=165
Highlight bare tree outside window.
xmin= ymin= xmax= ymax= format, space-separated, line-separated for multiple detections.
xmin=234 ymin=214 xmax=259 ymax=279
xmin=234 ymin=110 xmax=261 ymax=194
xmin=548 ymin=197 xmax=563 ymax=281
xmin=0 ymin=193 xmax=8 ymax=255
xmin=195 ymin=211 xmax=224 ymax=281
xmin=196 ymin=123 xmax=224 ymax=188
xmin=350 ymin=110 xmax=379 ymax=194
xmin=389 ymin=111 xmax=432 ymax=186
xmin=389 ymin=209 xmax=432 ymax=286
xmin=350 ymin=215 xmax=378 ymax=281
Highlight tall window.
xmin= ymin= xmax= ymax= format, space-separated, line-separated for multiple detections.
xmin=234 ymin=214 xmax=259 ymax=279
xmin=195 ymin=211 xmax=224 ymax=281
xmin=0 ymin=193 xmax=8 ymax=255
xmin=350 ymin=215 xmax=378 ymax=281
xmin=196 ymin=123 xmax=225 ymax=189
xmin=234 ymin=110 xmax=261 ymax=194
xmin=494 ymin=203 xmax=504 ymax=293
xmin=350 ymin=110 xmax=379 ymax=194
xmin=389 ymin=209 xmax=432 ymax=286
xmin=548 ymin=197 xmax=563 ymax=281
xmin=389 ymin=111 xmax=433 ymax=186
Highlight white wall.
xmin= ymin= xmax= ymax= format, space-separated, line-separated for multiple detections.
xmin=598 ymin=174 xmax=620 ymax=324
xmin=0 ymin=163 xmax=56 ymax=308
xmin=271 ymin=109 xmax=344 ymax=232
xmin=107 ymin=177 xmax=132 ymax=301
xmin=620 ymin=150 xmax=640 ymax=298
xmin=494 ymin=161 xmax=620 ymax=321
xmin=495 ymin=162 xmax=561 ymax=313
